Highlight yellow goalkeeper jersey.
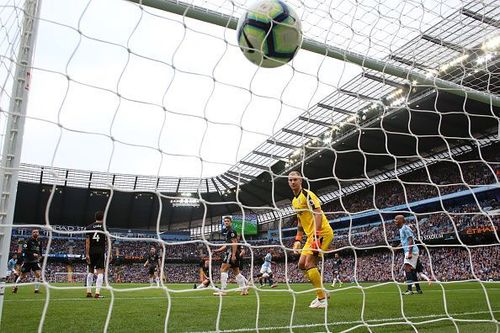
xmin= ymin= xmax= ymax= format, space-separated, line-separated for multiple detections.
xmin=292 ymin=189 xmax=333 ymax=237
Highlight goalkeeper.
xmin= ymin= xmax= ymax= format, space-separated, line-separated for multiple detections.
xmin=289 ymin=171 xmax=334 ymax=309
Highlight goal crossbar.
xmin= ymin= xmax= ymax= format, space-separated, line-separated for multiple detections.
xmin=128 ymin=0 xmax=500 ymax=108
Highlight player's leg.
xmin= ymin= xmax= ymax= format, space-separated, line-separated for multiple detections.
xmin=403 ymin=263 xmax=413 ymax=294
xmin=214 ymin=263 xmax=230 ymax=296
xmin=13 ymin=265 xmax=20 ymax=282
xmin=148 ymin=273 xmax=153 ymax=286
xmin=331 ymin=272 xmax=337 ymax=288
xmin=233 ymin=267 xmax=248 ymax=295
xmin=13 ymin=264 xmax=29 ymax=293
xmin=154 ymin=269 xmax=160 ymax=286
xmin=93 ymin=253 xmax=105 ymax=298
xmin=419 ymin=272 xmax=432 ymax=286
xmin=86 ymin=265 xmax=94 ymax=297
xmin=256 ymin=272 xmax=264 ymax=286
xmin=413 ymin=269 xmax=422 ymax=293
xmin=300 ymin=254 xmax=327 ymax=307
xmin=94 ymin=268 xmax=104 ymax=298
xmin=34 ymin=267 xmax=41 ymax=293
xmin=300 ymin=233 xmax=333 ymax=308
xmin=268 ymin=271 xmax=277 ymax=287
xmin=409 ymin=256 xmax=422 ymax=293
xmin=148 ymin=266 xmax=155 ymax=286
xmin=338 ymin=274 xmax=343 ymax=287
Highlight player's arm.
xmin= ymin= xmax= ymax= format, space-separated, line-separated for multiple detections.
xmin=313 ymin=207 xmax=323 ymax=233
xmin=230 ymin=237 xmax=238 ymax=262
xmin=293 ymin=220 xmax=304 ymax=254
xmin=144 ymin=259 xmax=149 ymax=267
xmin=34 ymin=241 xmax=41 ymax=261
xmin=213 ymin=244 xmax=226 ymax=253
xmin=407 ymin=236 xmax=414 ymax=259
xmin=85 ymin=236 xmax=90 ymax=264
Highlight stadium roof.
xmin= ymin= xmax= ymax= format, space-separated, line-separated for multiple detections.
xmin=16 ymin=0 xmax=500 ymax=228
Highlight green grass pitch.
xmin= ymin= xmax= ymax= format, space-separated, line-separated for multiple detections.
xmin=1 ymin=282 xmax=499 ymax=332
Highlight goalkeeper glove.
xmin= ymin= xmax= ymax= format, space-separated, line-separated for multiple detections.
xmin=292 ymin=241 xmax=302 ymax=254
xmin=293 ymin=234 xmax=302 ymax=254
xmin=310 ymin=230 xmax=323 ymax=252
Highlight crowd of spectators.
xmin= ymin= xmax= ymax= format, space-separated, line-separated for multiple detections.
xmin=35 ymin=244 xmax=499 ymax=285
xmin=322 ymin=145 xmax=499 ymax=218
xmin=9 ymin=144 xmax=499 ymax=285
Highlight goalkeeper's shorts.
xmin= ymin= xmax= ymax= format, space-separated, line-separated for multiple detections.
xmin=302 ymin=231 xmax=333 ymax=257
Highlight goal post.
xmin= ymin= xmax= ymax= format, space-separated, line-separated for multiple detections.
xmin=0 ymin=0 xmax=41 ymax=320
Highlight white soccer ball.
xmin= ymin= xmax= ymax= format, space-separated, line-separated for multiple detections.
xmin=237 ymin=0 xmax=302 ymax=68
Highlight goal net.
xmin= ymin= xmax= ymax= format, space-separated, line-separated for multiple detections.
xmin=0 ymin=0 xmax=499 ymax=332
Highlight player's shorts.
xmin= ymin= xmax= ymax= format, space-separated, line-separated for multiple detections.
xmin=260 ymin=266 xmax=272 ymax=274
xmin=148 ymin=265 xmax=157 ymax=275
xmin=403 ymin=252 xmax=419 ymax=269
xmin=21 ymin=262 xmax=41 ymax=273
xmin=302 ymin=231 xmax=334 ymax=257
xmin=415 ymin=260 xmax=423 ymax=272
xmin=222 ymin=251 xmax=241 ymax=269
xmin=88 ymin=252 xmax=105 ymax=270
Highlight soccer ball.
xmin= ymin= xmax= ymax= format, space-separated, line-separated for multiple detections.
xmin=237 ymin=0 xmax=302 ymax=68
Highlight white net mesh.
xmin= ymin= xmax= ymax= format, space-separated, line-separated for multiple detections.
xmin=0 ymin=0 xmax=499 ymax=332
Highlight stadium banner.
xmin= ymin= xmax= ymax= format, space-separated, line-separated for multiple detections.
xmin=464 ymin=225 xmax=498 ymax=235
xmin=222 ymin=214 xmax=258 ymax=236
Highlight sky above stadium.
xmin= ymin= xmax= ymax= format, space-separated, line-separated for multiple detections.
xmin=14 ymin=0 xmax=462 ymax=178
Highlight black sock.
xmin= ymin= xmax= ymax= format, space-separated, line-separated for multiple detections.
xmin=412 ymin=271 xmax=421 ymax=291
xmin=405 ymin=271 xmax=413 ymax=291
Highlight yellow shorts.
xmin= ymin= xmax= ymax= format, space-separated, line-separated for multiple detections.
xmin=301 ymin=231 xmax=333 ymax=256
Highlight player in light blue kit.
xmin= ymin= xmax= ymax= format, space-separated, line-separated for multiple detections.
xmin=395 ymin=215 xmax=422 ymax=295
xmin=7 ymin=254 xmax=18 ymax=282
xmin=257 ymin=252 xmax=277 ymax=288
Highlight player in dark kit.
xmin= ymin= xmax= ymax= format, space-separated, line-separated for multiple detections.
xmin=85 ymin=211 xmax=108 ymax=298
xmin=144 ymin=246 xmax=161 ymax=286
xmin=331 ymin=253 xmax=343 ymax=288
xmin=12 ymin=229 xmax=42 ymax=293
xmin=212 ymin=216 xmax=248 ymax=296
xmin=194 ymin=256 xmax=211 ymax=289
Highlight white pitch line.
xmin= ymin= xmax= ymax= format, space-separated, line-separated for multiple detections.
xmin=187 ymin=310 xmax=500 ymax=333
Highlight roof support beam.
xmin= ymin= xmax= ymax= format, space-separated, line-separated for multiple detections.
xmin=281 ymin=128 xmax=318 ymax=139
xmin=224 ymin=173 xmax=243 ymax=183
xmin=252 ymin=150 xmax=287 ymax=159
xmin=210 ymin=178 xmax=223 ymax=194
xmin=389 ymin=55 xmax=430 ymax=71
xmin=266 ymin=139 xmax=298 ymax=149
xmin=298 ymin=116 xmax=332 ymax=127
xmin=362 ymin=72 xmax=406 ymax=88
xmin=316 ymin=103 xmax=353 ymax=115
xmin=460 ymin=8 xmax=500 ymax=28
xmin=220 ymin=175 xmax=238 ymax=187
xmin=240 ymin=161 xmax=272 ymax=171
xmin=421 ymin=34 xmax=465 ymax=52
xmin=226 ymin=170 xmax=256 ymax=180
xmin=338 ymin=88 xmax=378 ymax=102
xmin=215 ymin=176 xmax=231 ymax=190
